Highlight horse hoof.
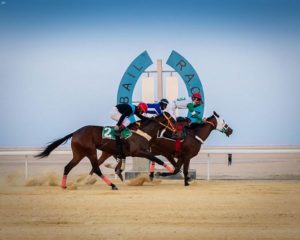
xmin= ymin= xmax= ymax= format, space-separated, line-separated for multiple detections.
xmin=184 ymin=182 xmax=190 ymax=186
xmin=149 ymin=173 xmax=154 ymax=182
xmin=111 ymin=184 xmax=118 ymax=190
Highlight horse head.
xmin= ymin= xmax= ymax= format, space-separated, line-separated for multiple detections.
xmin=206 ymin=111 xmax=233 ymax=137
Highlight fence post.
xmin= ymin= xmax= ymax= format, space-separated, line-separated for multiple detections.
xmin=207 ymin=153 xmax=210 ymax=181
xmin=25 ymin=155 xmax=28 ymax=180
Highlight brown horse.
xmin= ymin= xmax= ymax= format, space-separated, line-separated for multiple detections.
xmin=35 ymin=112 xmax=176 ymax=190
xmin=92 ymin=111 xmax=232 ymax=186
xmin=155 ymin=111 xmax=233 ymax=185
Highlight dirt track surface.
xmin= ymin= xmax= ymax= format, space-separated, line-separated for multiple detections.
xmin=1 ymin=179 xmax=300 ymax=240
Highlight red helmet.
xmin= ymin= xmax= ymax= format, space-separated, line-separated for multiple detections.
xmin=192 ymin=92 xmax=202 ymax=100
xmin=137 ymin=102 xmax=148 ymax=113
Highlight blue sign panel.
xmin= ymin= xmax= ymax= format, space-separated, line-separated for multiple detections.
xmin=117 ymin=51 xmax=153 ymax=104
xmin=166 ymin=50 xmax=205 ymax=105
xmin=166 ymin=50 xmax=205 ymax=119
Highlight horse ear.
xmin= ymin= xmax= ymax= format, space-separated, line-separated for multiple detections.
xmin=213 ymin=111 xmax=219 ymax=118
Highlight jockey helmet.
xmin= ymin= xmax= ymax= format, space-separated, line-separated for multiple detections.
xmin=159 ymin=98 xmax=169 ymax=110
xmin=159 ymin=98 xmax=169 ymax=105
xmin=192 ymin=92 xmax=202 ymax=100
xmin=137 ymin=102 xmax=148 ymax=113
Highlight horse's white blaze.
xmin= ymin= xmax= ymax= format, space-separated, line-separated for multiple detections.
xmin=214 ymin=114 xmax=227 ymax=132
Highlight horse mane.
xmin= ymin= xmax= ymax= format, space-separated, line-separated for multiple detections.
xmin=187 ymin=114 xmax=214 ymax=130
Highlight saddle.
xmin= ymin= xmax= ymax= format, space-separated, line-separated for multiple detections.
xmin=158 ymin=116 xmax=189 ymax=140
xmin=158 ymin=118 xmax=189 ymax=154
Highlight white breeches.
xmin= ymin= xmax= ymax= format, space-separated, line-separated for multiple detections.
xmin=110 ymin=107 xmax=131 ymax=127
xmin=165 ymin=101 xmax=177 ymax=119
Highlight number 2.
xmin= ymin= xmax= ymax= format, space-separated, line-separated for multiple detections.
xmin=104 ymin=127 xmax=112 ymax=138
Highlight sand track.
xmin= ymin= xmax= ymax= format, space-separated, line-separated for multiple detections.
xmin=0 ymin=176 xmax=300 ymax=240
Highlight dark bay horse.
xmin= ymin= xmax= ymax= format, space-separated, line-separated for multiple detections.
xmin=35 ymin=112 xmax=176 ymax=190
xmin=155 ymin=111 xmax=233 ymax=185
xmin=92 ymin=111 xmax=232 ymax=186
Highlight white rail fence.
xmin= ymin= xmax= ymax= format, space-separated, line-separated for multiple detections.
xmin=1 ymin=147 xmax=300 ymax=180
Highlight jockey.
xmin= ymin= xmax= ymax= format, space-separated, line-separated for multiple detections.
xmin=110 ymin=102 xmax=148 ymax=132
xmin=167 ymin=92 xmax=206 ymax=125
xmin=145 ymin=98 xmax=169 ymax=117
xmin=110 ymin=102 xmax=148 ymax=170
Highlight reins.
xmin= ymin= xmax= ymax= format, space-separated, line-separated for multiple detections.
xmin=153 ymin=113 xmax=215 ymax=133
xmin=206 ymin=120 xmax=215 ymax=128
xmin=155 ymin=112 xmax=177 ymax=132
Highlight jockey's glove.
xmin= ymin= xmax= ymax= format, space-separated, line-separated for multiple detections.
xmin=115 ymin=124 xmax=125 ymax=131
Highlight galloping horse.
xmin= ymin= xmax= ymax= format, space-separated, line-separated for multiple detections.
xmin=35 ymin=112 xmax=176 ymax=190
xmin=156 ymin=111 xmax=233 ymax=185
xmin=91 ymin=111 xmax=233 ymax=186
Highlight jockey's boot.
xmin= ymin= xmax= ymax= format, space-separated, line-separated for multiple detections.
xmin=115 ymin=133 xmax=124 ymax=160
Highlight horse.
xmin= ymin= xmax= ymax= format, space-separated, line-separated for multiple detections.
xmin=35 ymin=112 xmax=176 ymax=190
xmin=91 ymin=111 xmax=233 ymax=186
xmin=155 ymin=111 xmax=233 ymax=185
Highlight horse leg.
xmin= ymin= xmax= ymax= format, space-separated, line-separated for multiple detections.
xmin=167 ymin=156 xmax=177 ymax=168
xmin=114 ymin=159 xmax=124 ymax=182
xmin=149 ymin=155 xmax=175 ymax=181
xmin=183 ymin=158 xmax=191 ymax=186
xmin=89 ymin=152 xmax=123 ymax=182
xmin=149 ymin=161 xmax=155 ymax=181
xmin=89 ymin=151 xmax=112 ymax=175
xmin=138 ymin=151 xmax=175 ymax=174
xmin=61 ymin=154 xmax=83 ymax=189
xmin=88 ymin=153 xmax=118 ymax=190
xmin=159 ymin=158 xmax=184 ymax=177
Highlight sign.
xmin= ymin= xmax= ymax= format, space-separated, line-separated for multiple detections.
xmin=117 ymin=50 xmax=205 ymax=116
xmin=166 ymin=50 xmax=205 ymax=105
xmin=117 ymin=51 xmax=153 ymax=104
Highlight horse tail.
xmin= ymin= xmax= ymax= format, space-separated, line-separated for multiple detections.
xmin=35 ymin=133 xmax=73 ymax=158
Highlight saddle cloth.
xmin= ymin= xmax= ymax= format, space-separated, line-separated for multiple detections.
xmin=102 ymin=127 xmax=132 ymax=140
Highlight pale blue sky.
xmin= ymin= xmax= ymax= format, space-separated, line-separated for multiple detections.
xmin=0 ymin=0 xmax=299 ymax=146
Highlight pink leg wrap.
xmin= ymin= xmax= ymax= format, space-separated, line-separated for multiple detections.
xmin=61 ymin=175 xmax=67 ymax=188
xmin=163 ymin=163 xmax=174 ymax=173
xmin=101 ymin=175 xmax=112 ymax=186
xmin=150 ymin=162 xmax=155 ymax=173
